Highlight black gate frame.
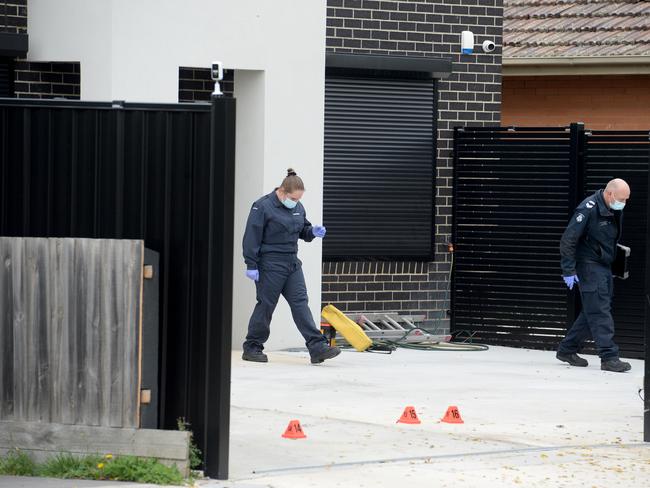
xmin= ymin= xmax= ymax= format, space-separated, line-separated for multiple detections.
xmin=0 ymin=95 xmax=235 ymax=479
xmin=645 ymin=159 xmax=650 ymax=442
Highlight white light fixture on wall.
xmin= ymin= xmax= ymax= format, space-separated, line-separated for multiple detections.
xmin=461 ymin=31 xmax=474 ymax=55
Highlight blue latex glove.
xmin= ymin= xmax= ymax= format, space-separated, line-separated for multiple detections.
xmin=246 ymin=269 xmax=259 ymax=282
xmin=313 ymin=225 xmax=326 ymax=238
xmin=563 ymin=275 xmax=579 ymax=290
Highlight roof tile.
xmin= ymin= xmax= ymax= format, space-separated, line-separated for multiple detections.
xmin=504 ymin=0 xmax=650 ymax=57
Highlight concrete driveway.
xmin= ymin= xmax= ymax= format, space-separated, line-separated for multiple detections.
xmin=2 ymin=346 xmax=647 ymax=488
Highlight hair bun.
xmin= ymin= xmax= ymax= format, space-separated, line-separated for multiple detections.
xmin=287 ymin=168 xmax=297 ymax=177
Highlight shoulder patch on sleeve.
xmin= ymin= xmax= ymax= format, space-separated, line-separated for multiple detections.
xmin=576 ymin=213 xmax=584 ymax=223
xmin=577 ymin=200 xmax=596 ymax=213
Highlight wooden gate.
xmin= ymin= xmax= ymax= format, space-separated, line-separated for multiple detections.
xmin=0 ymin=237 xmax=144 ymax=427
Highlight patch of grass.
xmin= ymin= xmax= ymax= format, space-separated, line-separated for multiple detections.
xmin=102 ymin=456 xmax=184 ymax=485
xmin=177 ymin=417 xmax=203 ymax=470
xmin=1 ymin=451 xmax=185 ymax=486
xmin=0 ymin=449 xmax=38 ymax=476
xmin=40 ymin=453 xmax=104 ymax=480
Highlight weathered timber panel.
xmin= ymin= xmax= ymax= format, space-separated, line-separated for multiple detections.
xmin=0 ymin=237 xmax=143 ymax=427
xmin=0 ymin=421 xmax=190 ymax=476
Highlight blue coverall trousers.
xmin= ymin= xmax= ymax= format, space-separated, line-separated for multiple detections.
xmin=243 ymin=254 xmax=328 ymax=355
xmin=558 ymin=261 xmax=619 ymax=360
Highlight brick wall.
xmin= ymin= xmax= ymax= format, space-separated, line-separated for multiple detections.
xmin=179 ymin=67 xmax=234 ymax=101
xmin=323 ymin=0 xmax=503 ymax=330
xmin=0 ymin=0 xmax=27 ymax=33
xmin=0 ymin=1 xmax=27 ymax=97
xmin=1 ymin=1 xmax=80 ymax=99
xmin=502 ymin=75 xmax=650 ymax=130
xmin=322 ymin=261 xmax=453 ymax=319
xmin=14 ymin=61 xmax=80 ymax=99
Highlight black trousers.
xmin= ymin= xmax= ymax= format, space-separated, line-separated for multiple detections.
xmin=243 ymin=255 xmax=328 ymax=355
xmin=558 ymin=262 xmax=619 ymax=360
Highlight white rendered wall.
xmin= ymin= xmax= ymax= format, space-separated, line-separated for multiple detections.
xmin=27 ymin=0 xmax=327 ymax=351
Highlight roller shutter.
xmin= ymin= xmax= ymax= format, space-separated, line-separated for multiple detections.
xmin=323 ymin=72 xmax=436 ymax=259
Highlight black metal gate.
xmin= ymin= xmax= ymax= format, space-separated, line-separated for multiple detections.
xmin=584 ymin=130 xmax=649 ymax=358
xmin=452 ymin=125 xmax=649 ymax=360
xmin=0 ymin=97 xmax=235 ymax=479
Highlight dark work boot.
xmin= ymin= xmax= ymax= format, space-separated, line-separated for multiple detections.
xmin=242 ymin=351 xmax=268 ymax=363
xmin=556 ymin=352 xmax=588 ymax=367
xmin=310 ymin=346 xmax=341 ymax=364
xmin=600 ymin=358 xmax=631 ymax=373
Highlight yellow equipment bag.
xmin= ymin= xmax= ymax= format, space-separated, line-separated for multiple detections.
xmin=321 ymin=304 xmax=372 ymax=352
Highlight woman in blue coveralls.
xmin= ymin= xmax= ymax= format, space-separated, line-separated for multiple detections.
xmin=242 ymin=168 xmax=341 ymax=364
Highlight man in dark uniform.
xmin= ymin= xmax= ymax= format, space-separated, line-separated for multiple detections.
xmin=557 ymin=178 xmax=631 ymax=372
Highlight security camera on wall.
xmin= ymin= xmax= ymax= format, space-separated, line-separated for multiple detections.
xmin=211 ymin=61 xmax=224 ymax=81
xmin=211 ymin=61 xmax=224 ymax=96
xmin=482 ymin=40 xmax=496 ymax=53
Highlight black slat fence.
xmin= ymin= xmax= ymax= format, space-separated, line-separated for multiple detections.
xmin=452 ymin=125 xmax=649 ymax=359
xmin=452 ymin=127 xmax=575 ymax=349
xmin=584 ymin=130 xmax=649 ymax=358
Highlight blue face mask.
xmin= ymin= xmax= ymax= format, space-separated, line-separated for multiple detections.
xmin=611 ymin=199 xmax=625 ymax=211
xmin=282 ymin=198 xmax=298 ymax=209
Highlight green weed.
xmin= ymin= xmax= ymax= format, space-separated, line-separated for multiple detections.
xmin=177 ymin=417 xmax=203 ymax=470
xmin=1 ymin=450 xmax=185 ymax=485
xmin=0 ymin=449 xmax=38 ymax=477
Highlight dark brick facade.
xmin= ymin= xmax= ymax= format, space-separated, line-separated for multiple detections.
xmin=1 ymin=1 xmax=80 ymax=99
xmin=0 ymin=0 xmax=27 ymax=34
xmin=179 ymin=67 xmax=234 ymax=102
xmin=322 ymin=261 xmax=452 ymax=318
xmin=13 ymin=61 xmax=80 ymax=99
xmin=323 ymin=0 xmax=503 ymax=330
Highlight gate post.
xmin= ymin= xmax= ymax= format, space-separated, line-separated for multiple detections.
xmin=643 ymin=132 xmax=650 ymax=442
xmin=565 ymin=123 xmax=585 ymax=330
xmin=202 ymin=93 xmax=236 ymax=479
xmin=451 ymin=126 xmax=462 ymax=333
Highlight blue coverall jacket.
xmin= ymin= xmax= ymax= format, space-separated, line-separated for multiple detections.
xmin=560 ymin=190 xmax=623 ymax=277
xmin=243 ymin=190 xmax=315 ymax=270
